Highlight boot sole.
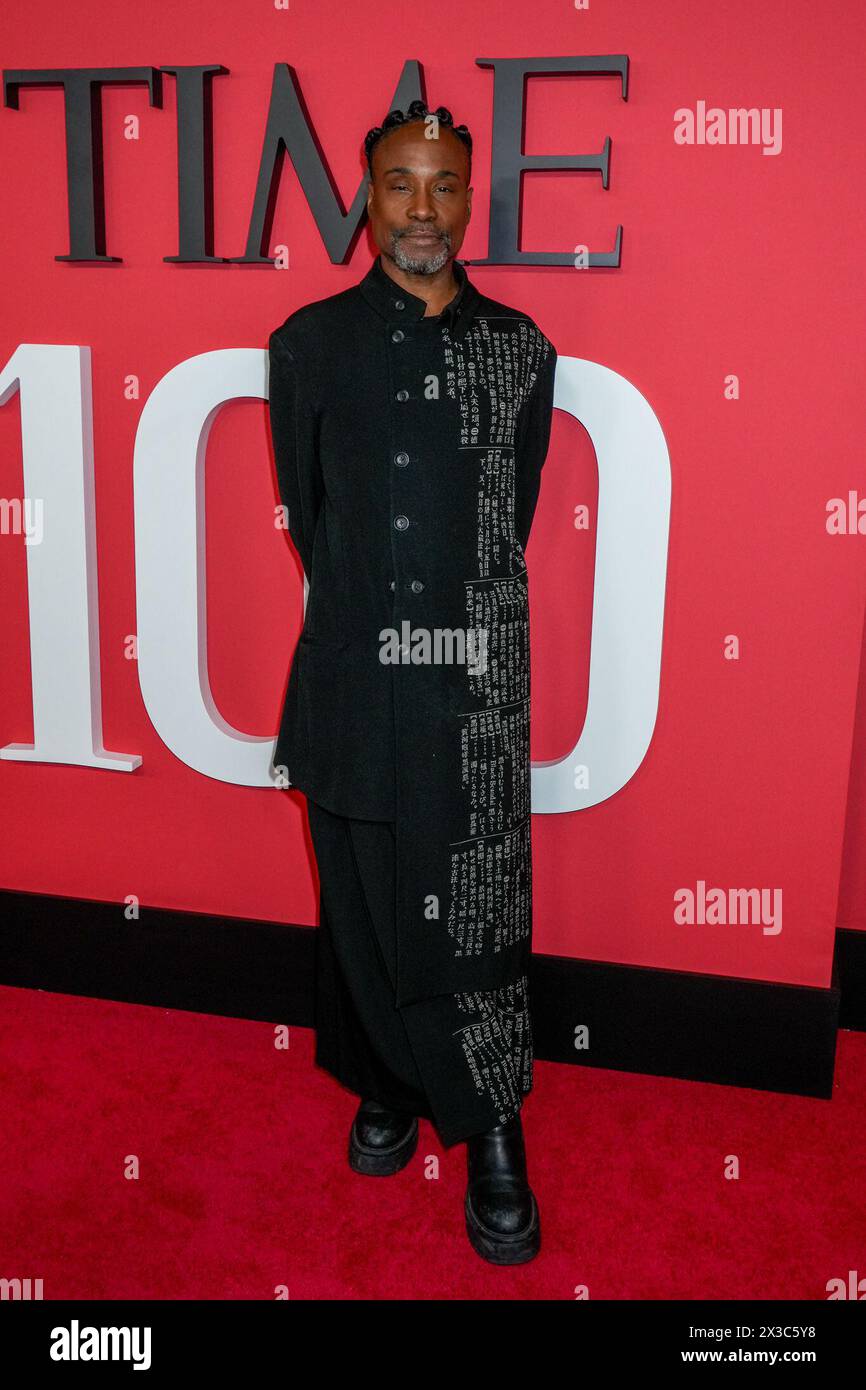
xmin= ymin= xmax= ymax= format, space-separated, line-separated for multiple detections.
xmin=464 ymin=1189 xmax=540 ymax=1265
xmin=349 ymin=1116 xmax=419 ymax=1176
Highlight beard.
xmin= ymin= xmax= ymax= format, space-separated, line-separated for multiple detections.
xmin=391 ymin=229 xmax=452 ymax=275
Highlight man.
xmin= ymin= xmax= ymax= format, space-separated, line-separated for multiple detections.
xmin=267 ymin=99 xmax=557 ymax=1265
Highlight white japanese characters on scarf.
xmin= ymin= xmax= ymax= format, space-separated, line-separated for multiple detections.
xmin=440 ymin=312 xmax=553 ymax=1122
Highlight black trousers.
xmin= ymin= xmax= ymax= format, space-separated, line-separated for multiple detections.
xmin=306 ymin=796 xmax=534 ymax=1147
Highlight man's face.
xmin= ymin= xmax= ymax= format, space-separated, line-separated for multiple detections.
xmin=366 ymin=120 xmax=472 ymax=275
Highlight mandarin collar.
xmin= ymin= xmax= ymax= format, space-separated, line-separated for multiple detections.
xmin=359 ymin=253 xmax=479 ymax=341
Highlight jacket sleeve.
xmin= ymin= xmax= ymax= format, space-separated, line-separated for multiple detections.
xmin=267 ymin=330 xmax=322 ymax=581
xmin=514 ymin=341 xmax=557 ymax=552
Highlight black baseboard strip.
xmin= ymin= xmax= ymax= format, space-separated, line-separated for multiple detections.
xmin=529 ymin=953 xmax=838 ymax=1099
xmin=0 ymin=888 xmax=849 ymax=1098
xmin=834 ymin=927 xmax=866 ymax=1031
xmin=0 ymin=887 xmax=317 ymax=1027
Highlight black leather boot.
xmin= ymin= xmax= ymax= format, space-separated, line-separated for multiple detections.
xmin=349 ymin=1097 xmax=418 ymax=1176
xmin=464 ymin=1113 xmax=540 ymax=1264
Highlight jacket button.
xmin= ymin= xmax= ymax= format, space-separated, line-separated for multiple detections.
xmin=395 ymin=451 xmax=410 ymax=467
xmin=391 ymin=329 xmax=405 ymax=343
xmin=394 ymin=515 xmax=409 ymax=531
xmin=394 ymin=300 xmax=405 ymax=310
xmin=410 ymin=579 xmax=424 ymax=593
xmin=396 ymin=389 xmax=409 ymax=401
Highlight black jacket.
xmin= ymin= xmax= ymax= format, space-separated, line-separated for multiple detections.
xmin=267 ymin=253 xmax=556 ymax=1005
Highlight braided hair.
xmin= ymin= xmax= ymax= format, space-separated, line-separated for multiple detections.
xmin=364 ymin=100 xmax=472 ymax=180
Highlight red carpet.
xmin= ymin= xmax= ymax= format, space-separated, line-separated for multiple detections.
xmin=0 ymin=983 xmax=863 ymax=1300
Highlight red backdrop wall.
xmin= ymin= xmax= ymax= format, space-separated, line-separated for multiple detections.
xmin=1 ymin=0 xmax=863 ymax=994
